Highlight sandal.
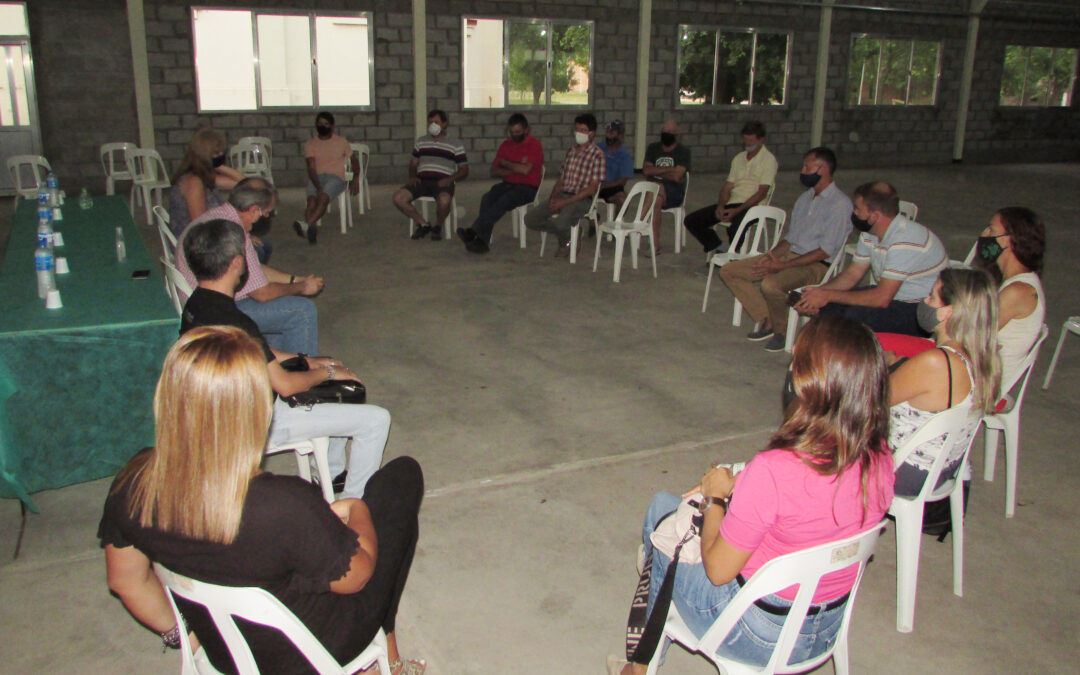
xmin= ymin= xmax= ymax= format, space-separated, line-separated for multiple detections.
xmin=389 ymin=656 xmax=427 ymax=675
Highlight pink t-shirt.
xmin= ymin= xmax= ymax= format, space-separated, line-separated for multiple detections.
xmin=304 ymin=134 xmax=351 ymax=179
xmin=720 ymin=448 xmax=895 ymax=601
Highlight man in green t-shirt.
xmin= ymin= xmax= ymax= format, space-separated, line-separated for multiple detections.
xmin=642 ymin=119 xmax=691 ymax=254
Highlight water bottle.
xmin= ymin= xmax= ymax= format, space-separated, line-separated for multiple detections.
xmin=35 ymin=246 xmax=55 ymax=298
xmin=115 ymin=226 xmax=127 ymax=262
xmin=46 ymin=172 xmax=59 ymax=207
xmin=78 ymin=187 xmax=93 ymax=210
xmin=36 ymin=218 xmax=54 ymax=250
xmin=37 ymin=189 xmax=49 ymax=207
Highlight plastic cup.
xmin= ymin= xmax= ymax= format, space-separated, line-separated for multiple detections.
xmin=55 ymin=257 xmax=70 ymax=274
xmin=52 ymin=231 xmax=64 ymax=247
xmin=45 ymin=289 xmax=62 ymax=309
xmin=52 ymin=207 xmax=63 ymax=222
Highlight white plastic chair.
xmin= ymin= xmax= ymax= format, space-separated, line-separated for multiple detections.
xmin=511 ymin=166 xmax=546 ymax=248
xmin=154 ymin=206 xmax=177 ymax=266
xmin=100 ymin=142 xmax=137 ymax=196
xmin=717 ymin=183 xmax=775 ymax=239
xmin=228 ymin=142 xmax=272 ymax=182
xmin=539 ymin=184 xmax=601 ymax=265
xmin=661 ymin=172 xmax=690 ymax=254
xmin=406 ymin=195 xmax=458 ymax=241
xmin=592 ymin=181 xmax=660 ymax=282
xmin=1042 ymin=316 xmax=1078 ymax=390
xmin=5 ymin=154 xmax=51 ymax=207
xmin=237 ymin=136 xmax=272 ymax=164
xmin=645 ymin=521 xmax=885 ymax=675
xmin=154 ymin=563 xmax=391 ymax=675
xmin=336 ymin=156 xmax=355 ymax=234
xmin=783 ymin=252 xmax=848 ymax=353
xmin=982 ymin=325 xmax=1047 ymax=518
xmin=266 ymin=436 xmax=335 ymax=504
xmin=889 ymin=401 xmax=981 ymax=633
xmin=351 ymin=143 xmax=371 ymax=215
xmin=161 ymin=256 xmax=192 ymax=317
xmin=126 ymin=148 xmax=171 ymax=225
xmin=898 ymin=200 xmax=918 ymax=221
xmin=702 ymin=205 xmax=786 ymax=314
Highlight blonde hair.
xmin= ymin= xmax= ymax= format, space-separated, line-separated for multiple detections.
xmin=938 ymin=267 xmax=1002 ymax=414
xmin=117 ymin=326 xmax=273 ymax=543
xmin=172 ymin=127 xmax=226 ymax=188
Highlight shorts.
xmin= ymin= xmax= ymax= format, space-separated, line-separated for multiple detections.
xmin=659 ymin=180 xmax=685 ymax=208
xmin=598 ymin=184 xmax=625 ymax=202
xmin=404 ymin=177 xmax=455 ymax=201
xmin=307 ymin=174 xmax=347 ymax=200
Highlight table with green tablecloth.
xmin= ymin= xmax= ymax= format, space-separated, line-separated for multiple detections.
xmin=0 ymin=196 xmax=177 ymax=511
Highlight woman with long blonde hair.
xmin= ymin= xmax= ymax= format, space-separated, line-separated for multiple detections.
xmin=100 ymin=327 xmax=427 ymax=675
xmin=167 ymin=127 xmax=245 ymax=236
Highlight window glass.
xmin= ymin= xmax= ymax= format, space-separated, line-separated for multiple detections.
xmin=847 ymin=35 xmax=940 ymax=106
xmin=193 ymin=9 xmax=256 ymax=111
xmin=1000 ymin=45 xmax=1077 ymax=107
xmin=0 ymin=3 xmax=28 ymax=36
xmin=257 ymin=14 xmax=312 ymax=107
xmin=316 ymin=15 xmax=371 ymax=107
xmin=678 ymin=26 xmax=789 ymax=106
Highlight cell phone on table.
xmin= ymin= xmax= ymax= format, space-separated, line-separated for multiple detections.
xmin=131 ymin=269 xmax=151 ymax=280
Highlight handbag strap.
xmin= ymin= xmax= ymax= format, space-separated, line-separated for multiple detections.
xmin=628 ymin=516 xmax=701 ymax=663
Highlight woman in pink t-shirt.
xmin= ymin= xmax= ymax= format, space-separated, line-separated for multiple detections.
xmin=611 ymin=317 xmax=895 ymax=674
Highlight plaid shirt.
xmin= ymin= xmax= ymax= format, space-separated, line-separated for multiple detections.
xmin=175 ymin=203 xmax=268 ymax=303
xmin=558 ymin=142 xmax=605 ymax=194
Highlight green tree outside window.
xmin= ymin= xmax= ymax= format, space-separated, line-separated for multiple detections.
xmin=1000 ymin=45 xmax=1077 ymax=107
xmin=678 ymin=26 xmax=788 ymax=106
xmin=846 ymin=35 xmax=940 ymax=106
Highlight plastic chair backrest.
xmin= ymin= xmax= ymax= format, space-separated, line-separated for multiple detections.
xmin=126 ymin=149 xmax=169 ymax=185
xmin=162 ymin=256 xmax=193 ymax=304
xmin=898 ymin=200 xmax=918 ymax=221
xmin=237 ymin=136 xmax=272 ymax=161
xmin=613 ymin=180 xmax=659 ymax=227
xmin=154 ymin=563 xmax=379 ymax=674
xmin=763 ymin=182 xmax=776 ymax=206
xmin=891 ymin=400 xmax=979 ymax=503
xmin=155 ymin=207 xmax=177 ymax=264
xmin=6 ymin=154 xmax=51 ymax=197
xmin=999 ymin=324 xmax=1048 ymax=405
xmin=662 ymin=172 xmax=689 ymax=211
xmin=730 ymin=205 xmax=785 ymax=256
xmin=351 ymin=142 xmax=369 ymax=173
xmin=100 ymin=142 xmax=137 ymax=178
xmin=689 ymin=522 xmax=884 ymax=673
xmin=229 ymin=142 xmax=270 ymax=178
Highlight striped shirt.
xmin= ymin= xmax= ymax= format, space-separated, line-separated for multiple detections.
xmin=558 ymin=142 xmax=605 ymax=195
xmin=854 ymin=214 xmax=948 ymax=302
xmin=413 ymin=134 xmax=468 ymax=178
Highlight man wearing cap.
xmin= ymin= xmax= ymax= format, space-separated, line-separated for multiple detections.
xmin=597 ymin=119 xmax=634 ymax=219
xmin=641 ymin=119 xmax=691 ymax=252
xmin=457 ymin=113 xmax=544 ymax=254
xmin=684 ymin=120 xmax=777 ymax=256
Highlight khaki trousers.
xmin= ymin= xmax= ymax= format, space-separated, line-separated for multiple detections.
xmin=718 ymin=252 xmax=828 ymax=334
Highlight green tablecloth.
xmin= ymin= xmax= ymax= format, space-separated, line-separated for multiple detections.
xmin=0 ymin=196 xmax=177 ymax=511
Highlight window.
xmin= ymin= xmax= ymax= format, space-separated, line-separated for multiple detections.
xmin=463 ymin=17 xmax=593 ymax=109
xmin=847 ymin=36 xmax=940 ymax=106
xmin=677 ymin=26 xmax=790 ymax=106
xmin=0 ymin=2 xmax=30 ymax=127
xmin=999 ymin=45 xmax=1077 ymax=107
xmin=192 ymin=8 xmax=373 ymax=112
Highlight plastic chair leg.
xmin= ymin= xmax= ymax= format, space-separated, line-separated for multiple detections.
xmin=1003 ymin=418 xmax=1020 ymax=518
xmin=732 ymin=299 xmax=744 ymax=327
xmin=570 ymin=223 xmax=580 ymax=264
xmin=592 ymin=231 xmax=602 ymax=271
xmin=1042 ymin=324 xmax=1069 ymax=389
xmin=893 ymin=502 xmax=923 ymax=633
xmin=785 ymin=308 xmax=799 ymax=352
xmin=539 ymin=231 xmax=547 ymax=257
xmin=702 ymin=263 xmax=716 ymax=312
xmin=950 ymin=489 xmax=965 ymax=596
xmin=983 ymin=426 xmax=1000 ymax=482
xmin=629 ymin=233 xmax=639 ymax=271
xmin=832 ymin=634 xmax=850 ymax=675
xmin=648 ymin=236 xmax=657 ymax=278
xmin=612 ymin=233 xmax=625 ymax=282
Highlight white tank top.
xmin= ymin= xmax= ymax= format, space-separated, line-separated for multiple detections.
xmin=998 ymin=272 xmax=1044 ymax=389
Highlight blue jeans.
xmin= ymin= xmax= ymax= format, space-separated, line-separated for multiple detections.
xmin=818 ymin=287 xmax=926 ymax=337
xmin=471 ymin=182 xmax=537 ymax=243
xmin=641 ymin=492 xmax=847 ymax=668
xmin=236 ymin=296 xmax=318 ymax=355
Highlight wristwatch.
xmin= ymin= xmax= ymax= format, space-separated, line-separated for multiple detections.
xmin=697 ymin=496 xmax=728 ymax=513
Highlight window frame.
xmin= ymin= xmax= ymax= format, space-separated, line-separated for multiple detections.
xmin=191 ymin=6 xmax=376 ymax=113
xmin=461 ymin=15 xmax=595 ymax=110
xmin=675 ymin=24 xmax=792 ymax=108
xmin=845 ymin=33 xmax=942 ymax=108
xmin=998 ymin=44 xmax=1078 ymax=108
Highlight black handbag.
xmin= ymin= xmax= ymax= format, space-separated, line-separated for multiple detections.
xmin=278 ymin=355 xmax=367 ymax=407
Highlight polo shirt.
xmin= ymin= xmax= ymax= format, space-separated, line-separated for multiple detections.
xmin=413 ymin=134 xmax=468 ymax=178
xmin=783 ymin=182 xmax=853 ymax=263
xmin=493 ymin=134 xmax=544 ymax=188
xmin=854 ymin=214 xmax=948 ymax=302
xmin=175 ymin=203 xmax=268 ymax=303
xmin=180 ymin=287 xmax=275 ymax=363
xmin=727 ymin=146 xmax=778 ymax=203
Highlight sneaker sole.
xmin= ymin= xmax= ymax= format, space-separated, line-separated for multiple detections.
xmin=746 ymin=332 xmax=775 ymax=342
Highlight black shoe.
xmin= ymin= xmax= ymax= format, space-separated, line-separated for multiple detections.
xmin=411 ymin=225 xmax=432 ymax=240
xmin=457 ymin=227 xmax=477 ymax=243
xmin=331 ymin=470 xmax=347 ymax=494
xmin=293 ymin=220 xmax=306 ymax=239
xmin=306 ymin=223 xmax=318 ymax=245
xmin=465 ymin=237 xmax=489 ymax=254
xmin=430 ymin=226 xmax=443 ymax=241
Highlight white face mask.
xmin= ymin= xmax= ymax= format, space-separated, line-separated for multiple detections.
xmin=574 ymin=131 xmax=589 ymax=145
xmin=428 ymin=122 xmax=442 ymax=136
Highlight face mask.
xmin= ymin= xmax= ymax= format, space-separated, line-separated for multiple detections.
xmin=316 ymin=125 xmax=331 ymax=138
xmin=211 ymin=154 xmax=226 ymax=168
xmin=510 ymin=133 xmax=525 ymax=144
xmin=660 ymin=132 xmax=676 ymax=146
xmin=976 ymin=235 xmax=1006 ymax=264
xmin=606 ymin=135 xmax=619 ymax=146
xmin=574 ymin=131 xmax=589 ymax=145
xmin=851 ymin=212 xmax=873 ymax=233
xmin=916 ymin=300 xmax=943 ymax=334
xmin=799 ymin=172 xmax=821 ymax=189
xmin=428 ymin=122 xmax=442 ymax=136
xmin=251 ymin=213 xmax=273 ymax=237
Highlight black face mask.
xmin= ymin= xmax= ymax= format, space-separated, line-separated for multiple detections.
xmin=510 ymin=134 xmax=525 ymax=144
xmin=851 ymin=212 xmax=873 ymax=233
xmin=976 ymin=235 xmax=1006 ymax=264
xmin=211 ymin=154 xmax=226 ymax=168
xmin=799 ymin=172 xmax=821 ymax=189
xmin=316 ymin=125 xmax=332 ymax=138
xmin=251 ymin=214 xmax=273 ymax=238
xmin=660 ymin=132 xmax=676 ymax=146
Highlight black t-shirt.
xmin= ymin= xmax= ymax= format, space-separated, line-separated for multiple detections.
xmin=98 ymin=455 xmax=368 ymax=674
xmin=180 ymin=287 xmax=274 ymax=363
xmin=643 ymin=141 xmax=692 ymax=187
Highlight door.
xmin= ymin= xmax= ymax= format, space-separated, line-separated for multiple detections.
xmin=0 ymin=3 xmax=42 ymax=196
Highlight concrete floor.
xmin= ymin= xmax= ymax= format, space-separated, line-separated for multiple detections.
xmin=1 ymin=162 xmax=1078 ymax=674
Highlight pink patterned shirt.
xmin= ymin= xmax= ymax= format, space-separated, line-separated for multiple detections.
xmin=175 ymin=203 xmax=268 ymax=303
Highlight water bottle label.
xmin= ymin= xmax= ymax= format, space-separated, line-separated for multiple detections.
xmin=38 ymin=191 xmax=49 ymax=204
xmin=35 ymin=253 xmax=54 ymax=271
xmin=37 ymin=232 xmax=52 ymax=247
xmin=38 ymin=207 xmax=52 ymax=223
xmin=46 ymin=175 xmax=58 ymax=189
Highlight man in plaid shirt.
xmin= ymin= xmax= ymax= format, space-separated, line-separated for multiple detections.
xmin=525 ymin=113 xmax=605 ymax=257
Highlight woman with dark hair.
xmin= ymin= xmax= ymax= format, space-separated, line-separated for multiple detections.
xmin=167 ymin=127 xmax=245 ymax=236
xmin=609 ymin=316 xmax=895 ymax=674
xmin=99 ymin=327 xmax=426 ymax=675
xmin=976 ymin=206 xmax=1045 ymax=388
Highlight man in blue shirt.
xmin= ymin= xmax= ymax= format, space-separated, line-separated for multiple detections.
xmin=597 ymin=120 xmax=634 ymax=220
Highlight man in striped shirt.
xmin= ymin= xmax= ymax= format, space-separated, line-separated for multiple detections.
xmin=796 ymin=181 xmax=948 ymax=336
xmin=393 ymin=109 xmax=470 ymax=240
xmin=524 ymin=113 xmax=605 ymax=257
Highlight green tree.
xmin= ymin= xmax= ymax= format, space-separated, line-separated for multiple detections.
xmin=508 ymin=22 xmax=591 ymax=105
xmin=679 ymin=31 xmax=716 ymax=102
